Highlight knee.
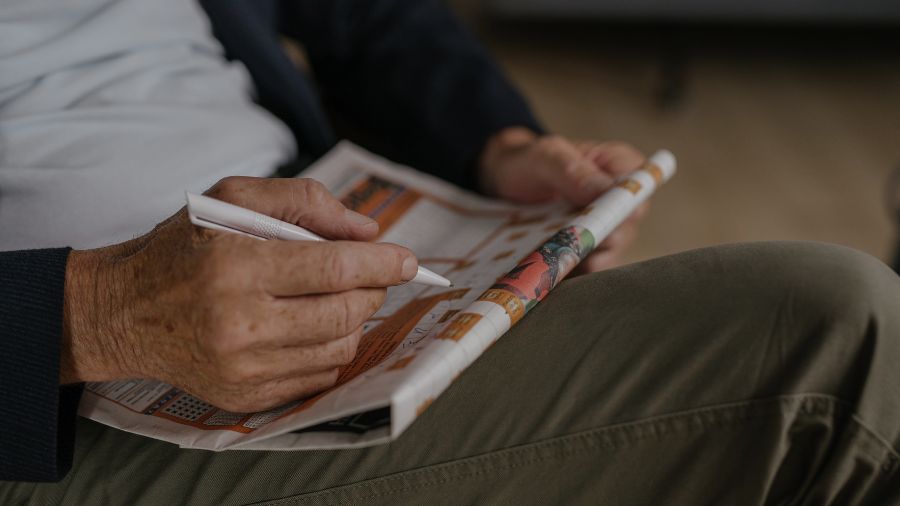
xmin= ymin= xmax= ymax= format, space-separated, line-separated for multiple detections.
xmin=703 ymin=242 xmax=900 ymax=409
xmin=734 ymin=242 xmax=900 ymax=389
xmin=671 ymin=241 xmax=899 ymax=368
xmin=743 ymin=241 xmax=897 ymax=326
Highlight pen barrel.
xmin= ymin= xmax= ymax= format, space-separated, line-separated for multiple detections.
xmin=274 ymin=222 xmax=324 ymax=242
xmin=251 ymin=213 xmax=283 ymax=240
xmin=241 ymin=210 xmax=324 ymax=242
xmin=187 ymin=193 xmax=279 ymax=238
xmin=187 ymin=192 xmax=449 ymax=286
xmin=187 ymin=192 xmax=325 ymax=242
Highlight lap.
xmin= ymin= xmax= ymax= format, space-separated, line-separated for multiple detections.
xmin=6 ymin=242 xmax=900 ymax=505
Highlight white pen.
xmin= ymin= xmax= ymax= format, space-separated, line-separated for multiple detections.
xmin=185 ymin=192 xmax=452 ymax=288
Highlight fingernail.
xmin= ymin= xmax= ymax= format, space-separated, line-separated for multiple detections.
xmin=345 ymin=209 xmax=377 ymax=229
xmin=401 ymin=255 xmax=418 ymax=281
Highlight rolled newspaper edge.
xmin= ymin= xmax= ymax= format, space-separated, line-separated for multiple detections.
xmin=389 ymin=150 xmax=677 ymax=433
xmin=436 ymin=149 xmax=677 ymax=341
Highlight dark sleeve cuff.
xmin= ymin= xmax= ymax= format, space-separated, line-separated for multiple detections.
xmin=0 ymin=248 xmax=84 ymax=482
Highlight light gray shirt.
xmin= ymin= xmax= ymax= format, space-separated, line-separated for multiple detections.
xmin=0 ymin=0 xmax=297 ymax=250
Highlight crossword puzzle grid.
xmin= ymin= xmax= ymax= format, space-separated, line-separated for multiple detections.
xmin=162 ymin=395 xmax=213 ymax=422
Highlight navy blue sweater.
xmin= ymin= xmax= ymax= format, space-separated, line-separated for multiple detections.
xmin=0 ymin=0 xmax=541 ymax=482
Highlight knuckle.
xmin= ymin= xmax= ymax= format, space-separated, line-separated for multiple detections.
xmin=198 ymin=256 xmax=237 ymax=297
xmin=315 ymin=293 xmax=357 ymax=338
xmin=225 ymin=394 xmax=265 ymax=413
xmin=563 ymin=159 xmax=589 ymax=179
xmin=207 ymin=176 xmax=250 ymax=200
xmin=604 ymin=140 xmax=643 ymax=158
xmin=366 ymin=288 xmax=387 ymax=315
xmin=340 ymin=330 xmax=362 ymax=365
xmin=333 ymin=294 xmax=357 ymax=336
xmin=344 ymin=290 xmax=380 ymax=330
xmin=208 ymin=395 xmax=241 ymax=412
xmin=329 ymin=368 xmax=341 ymax=385
xmin=201 ymin=310 xmax=261 ymax=358
xmin=283 ymin=373 xmax=337 ymax=402
xmin=321 ymin=369 xmax=340 ymax=390
xmin=295 ymin=178 xmax=329 ymax=205
xmin=200 ymin=237 xmax=260 ymax=291
xmin=326 ymin=247 xmax=359 ymax=288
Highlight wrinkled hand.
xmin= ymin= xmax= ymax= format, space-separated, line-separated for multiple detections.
xmin=478 ymin=127 xmax=649 ymax=272
xmin=61 ymin=177 xmax=417 ymax=412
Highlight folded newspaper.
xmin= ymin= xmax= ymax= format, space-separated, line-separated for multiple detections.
xmin=80 ymin=141 xmax=676 ymax=450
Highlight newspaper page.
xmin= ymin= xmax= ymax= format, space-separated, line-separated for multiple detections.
xmin=80 ymin=141 xmax=675 ymax=451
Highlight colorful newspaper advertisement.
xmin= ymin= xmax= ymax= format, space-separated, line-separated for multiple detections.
xmin=79 ymin=141 xmax=676 ymax=451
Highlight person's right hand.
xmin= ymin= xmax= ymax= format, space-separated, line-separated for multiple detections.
xmin=61 ymin=177 xmax=418 ymax=412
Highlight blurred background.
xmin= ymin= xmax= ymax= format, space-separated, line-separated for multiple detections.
xmin=448 ymin=0 xmax=900 ymax=267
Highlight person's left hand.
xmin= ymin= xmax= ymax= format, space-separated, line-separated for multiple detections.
xmin=478 ymin=127 xmax=650 ymax=272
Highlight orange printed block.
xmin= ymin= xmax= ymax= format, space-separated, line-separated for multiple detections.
xmin=387 ymin=356 xmax=416 ymax=371
xmin=436 ymin=313 xmax=482 ymax=341
xmin=477 ymin=288 xmax=525 ymax=324
xmin=416 ymin=398 xmax=435 ymax=416
xmin=438 ymin=309 xmax=459 ymax=323
xmin=506 ymin=230 xmax=529 ymax=241
xmin=617 ymin=179 xmax=642 ymax=195
xmin=450 ymin=259 xmax=477 ymax=272
xmin=341 ymin=176 xmax=420 ymax=238
xmin=645 ymin=162 xmax=664 ymax=184
xmin=336 ymin=289 xmax=468 ymax=384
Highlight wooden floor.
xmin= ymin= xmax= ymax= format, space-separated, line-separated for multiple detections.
xmin=454 ymin=10 xmax=900 ymax=266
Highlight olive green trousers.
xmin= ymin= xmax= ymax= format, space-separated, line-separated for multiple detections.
xmin=4 ymin=242 xmax=900 ymax=505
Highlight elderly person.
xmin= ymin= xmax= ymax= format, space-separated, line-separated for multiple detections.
xmin=2 ymin=1 xmax=898 ymax=504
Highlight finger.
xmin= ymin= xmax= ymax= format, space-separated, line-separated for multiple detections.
xmin=255 ymin=369 xmax=342 ymax=410
xmin=263 ymin=288 xmax=385 ymax=345
xmin=238 ymin=328 xmax=364 ymax=381
xmin=577 ymin=249 xmax=620 ymax=273
xmin=537 ymin=137 xmax=614 ymax=207
xmin=256 ymin=240 xmax=417 ymax=295
xmin=597 ymin=226 xmax=626 ymax=250
xmin=587 ymin=142 xmax=646 ymax=179
xmin=597 ymin=222 xmax=638 ymax=252
xmin=561 ymin=157 xmax=614 ymax=207
xmin=631 ymin=201 xmax=651 ymax=222
xmin=574 ymin=141 xmax=598 ymax=155
xmin=217 ymin=369 xmax=341 ymax=412
xmin=205 ymin=176 xmax=378 ymax=241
